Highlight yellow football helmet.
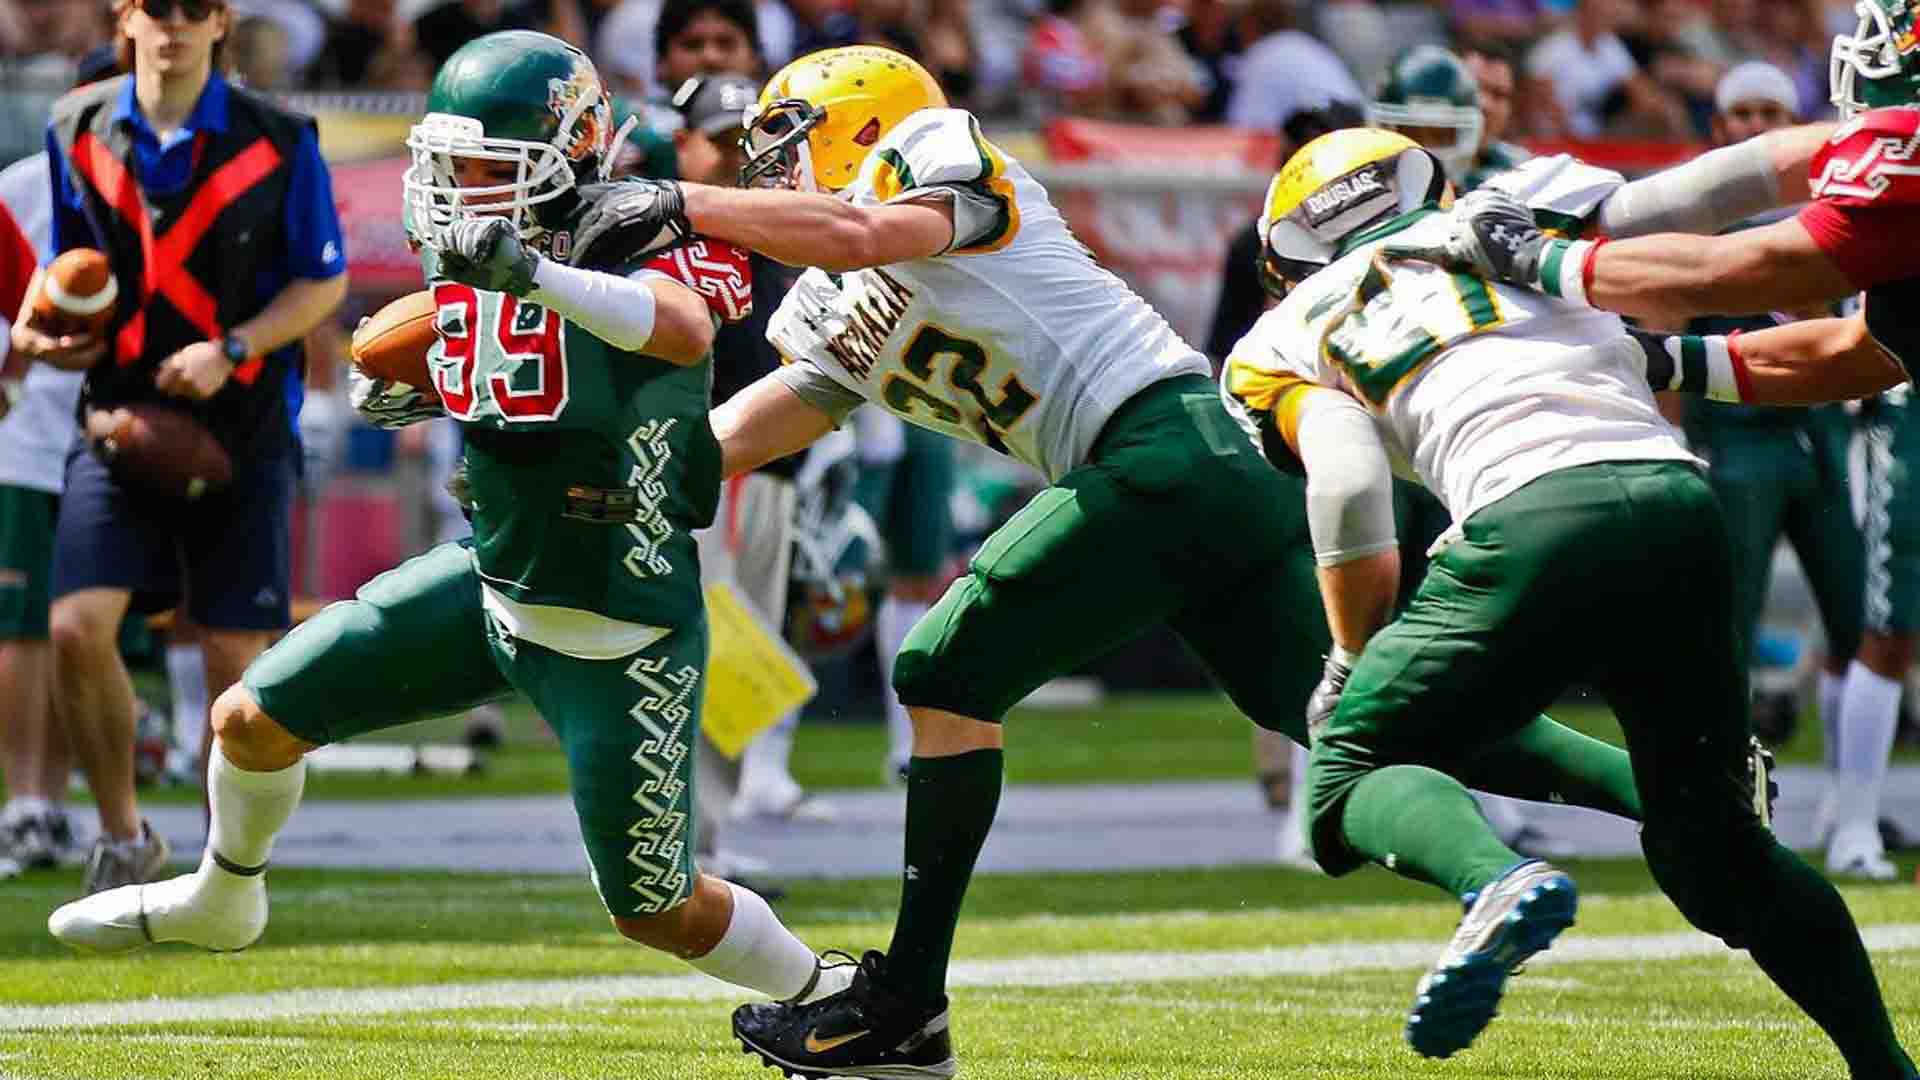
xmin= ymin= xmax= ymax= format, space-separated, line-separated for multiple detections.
xmin=1257 ymin=127 xmax=1449 ymax=298
xmin=740 ymin=45 xmax=947 ymax=192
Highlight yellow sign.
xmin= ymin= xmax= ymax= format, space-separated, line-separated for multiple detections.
xmin=700 ymin=581 xmax=817 ymax=759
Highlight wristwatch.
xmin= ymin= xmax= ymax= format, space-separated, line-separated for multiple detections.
xmin=220 ymin=332 xmax=251 ymax=367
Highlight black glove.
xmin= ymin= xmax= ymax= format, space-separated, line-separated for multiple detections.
xmin=569 ymin=179 xmax=691 ymax=271
xmin=1384 ymin=188 xmax=1555 ymax=290
xmin=435 ymin=217 xmax=540 ymax=296
xmin=1305 ymin=650 xmax=1355 ymax=746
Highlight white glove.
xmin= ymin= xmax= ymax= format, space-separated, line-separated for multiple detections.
xmin=349 ymin=367 xmax=443 ymax=429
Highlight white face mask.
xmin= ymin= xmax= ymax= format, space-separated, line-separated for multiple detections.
xmin=1830 ymin=0 xmax=1907 ymax=118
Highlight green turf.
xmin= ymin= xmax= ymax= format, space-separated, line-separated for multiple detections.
xmin=4 ymin=859 xmax=1919 ymax=1078
xmin=55 ymin=690 xmax=1920 ymax=807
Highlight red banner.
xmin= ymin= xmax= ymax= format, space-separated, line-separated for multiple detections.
xmin=329 ymin=156 xmax=418 ymax=297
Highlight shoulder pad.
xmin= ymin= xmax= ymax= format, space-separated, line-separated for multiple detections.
xmin=869 ymin=108 xmax=1000 ymax=194
xmin=1481 ymin=153 xmax=1624 ymax=236
xmin=1811 ymin=108 xmax=1920 ymax=207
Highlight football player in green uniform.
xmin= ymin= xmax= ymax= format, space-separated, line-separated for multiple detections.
xmin=47 ymin=31 xmax=852 ymax=1013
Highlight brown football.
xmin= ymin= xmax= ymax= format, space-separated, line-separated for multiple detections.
xmin=33 ymin=248 xmax=116 ymax=338
xmin=86 ymin=404 xmax=233 ymax=501
xmin=350 ymin=290 xmax=439 ymax=390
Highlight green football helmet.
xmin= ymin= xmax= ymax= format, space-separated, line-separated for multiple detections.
xmin=1831 ymin=0 xmax=1920 ymax=117
xmin=1367 ymin=45 xmax=1485 ymax=185
xmin=404 ymin=30 xmax=636 ymax=254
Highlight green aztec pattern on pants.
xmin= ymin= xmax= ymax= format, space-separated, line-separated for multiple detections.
xmin=0 ymin=485 xmax=57 ymax=639
xmin=1310 ymin=460 xmax=1915 ymax=1077
xmin=1860 ymin=391 xmax=1920 ymax=634
xmin=246 ymin=542 xmax=704 ymax=917
xmin=1688 ymin=405 xmax=1862 ymax=660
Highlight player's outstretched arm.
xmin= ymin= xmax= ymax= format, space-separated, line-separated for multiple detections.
xmin=1596 ymin=123 xmax=1831 ymax=238
xmin=710 ymin=373 xmax=840 ymax=478
xmin=1721 ymin=315 xmax=1904 ymax=405
xmin=1575 ymin=216 xmax=1854 ymax=326
xmin=679 ymin=183 xmax=954 ymax=272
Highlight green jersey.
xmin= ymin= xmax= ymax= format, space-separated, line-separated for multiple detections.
xmin=421 ymin=235 xmax=754 ymax=626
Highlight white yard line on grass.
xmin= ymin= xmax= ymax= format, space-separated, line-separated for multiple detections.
xmin=7 ymin=924 xmax=1920 ymax=1032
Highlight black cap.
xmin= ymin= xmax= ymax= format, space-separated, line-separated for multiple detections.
xmin=670 ymin=74 xmax=761 ymax=138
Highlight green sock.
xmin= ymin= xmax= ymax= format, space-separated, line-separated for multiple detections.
xmin=1730 ymin=841 xmax=1916 ymax=1079
xmin=1462 ymin=714 xmax=1643 ymax=821
xmin=885 ymin=748 xmax=1003 ymax=1005
xmin=1341 ymin=764 xmax=1523 ymax=899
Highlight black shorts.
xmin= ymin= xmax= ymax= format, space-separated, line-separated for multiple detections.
xmin=51 ymin=435 xmax=293 ymax=631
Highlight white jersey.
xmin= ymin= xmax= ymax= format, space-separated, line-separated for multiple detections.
xmin=1223 ymin=155 xmax=1694 ymax=521
xmin=0 ymin=152 xmax=81 ymax=496
xmin=767 ymin=108 xmax=1208 ymax=482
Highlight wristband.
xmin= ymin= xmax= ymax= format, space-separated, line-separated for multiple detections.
xmin=1536 ymin=238 xmax=1601 ymax=308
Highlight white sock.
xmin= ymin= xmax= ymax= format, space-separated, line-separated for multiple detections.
xmin=687 ymin=881 xmax=818 ymax=999
xmin=877 ymin=596 xmax=929 ymax=767
xmin=166 ymin=643 xmax=209 ymax=762
xmin=1819 ymin=669 xmax=1846 ymax=774
xmin=203 ymin=743 xmax=306 ymax=873
xmin=1835 ymin=660 xmax=1901 ymax=839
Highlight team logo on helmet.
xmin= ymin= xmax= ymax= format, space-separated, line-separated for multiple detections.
xmin=548 ymin=63 xmax=605 ymax=162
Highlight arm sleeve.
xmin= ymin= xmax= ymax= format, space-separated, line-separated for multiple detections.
xmin=532 ymin=259 xmax=665 ymax=352
xmin=282 ymin=127 xmax=346 ymax=280
xmin=1294 ymin=390 xmax=1398 ymax=567
xmin=1597 ymin=135 xmax=1781 ymax=239
xmin=1796 ymin=200 xmax=1920 ymax=290
xmin=772 ymin=357 xmax=866 ymax=426
xmin=636 ymin=239 xmax=754 ymax=323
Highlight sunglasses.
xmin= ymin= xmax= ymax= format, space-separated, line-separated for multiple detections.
xmin=138 ymin=0 xmax=222 ymax=21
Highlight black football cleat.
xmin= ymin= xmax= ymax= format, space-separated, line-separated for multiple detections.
xmin=733 ymin=950 xmax=956 ymax=1079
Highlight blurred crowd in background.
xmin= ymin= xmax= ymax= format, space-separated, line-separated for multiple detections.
xmin=0 ymin=0 xmax=1860 ymax=135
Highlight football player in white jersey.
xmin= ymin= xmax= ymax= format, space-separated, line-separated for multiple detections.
xmin=561 ymin=47 xmax=1662 ymax=1079
xmin=1224 ymin=128 xmax=1914 ymax=1074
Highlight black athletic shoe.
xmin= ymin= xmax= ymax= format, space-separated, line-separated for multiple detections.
xmin=733 ymin=950 xmax=955 ymax=1079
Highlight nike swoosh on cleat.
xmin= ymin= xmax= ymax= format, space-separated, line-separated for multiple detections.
xmin=803 ymin=1027 xmax=869 ymax=1054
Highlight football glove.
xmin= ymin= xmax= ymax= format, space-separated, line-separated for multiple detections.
xmin=1305 ymin=650 xmax=1355 ymax=747
xmin=569 ymin=179 xmax=690 ymax=271
xmin=1384 ymin=188 xmax=1554 ymax=290
xmin=348 ymin=367 xmax=443 ymax=429
xmin=435 ymin=217 xmax=541 ymax=297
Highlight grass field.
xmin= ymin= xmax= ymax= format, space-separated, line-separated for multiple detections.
xmin=5 ymin=857 xmax=1920 ymax=1079
xmin=105 ymin=690 xmax=1920 ymax=806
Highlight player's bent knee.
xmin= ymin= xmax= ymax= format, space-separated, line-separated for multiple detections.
xmin=1640 ymin=819 xmax=1765 ymax=946
xmin=211 ymin=684 xmax=311 ymax=771
xmin=47 ymin=601 xmax=120 ymax=659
